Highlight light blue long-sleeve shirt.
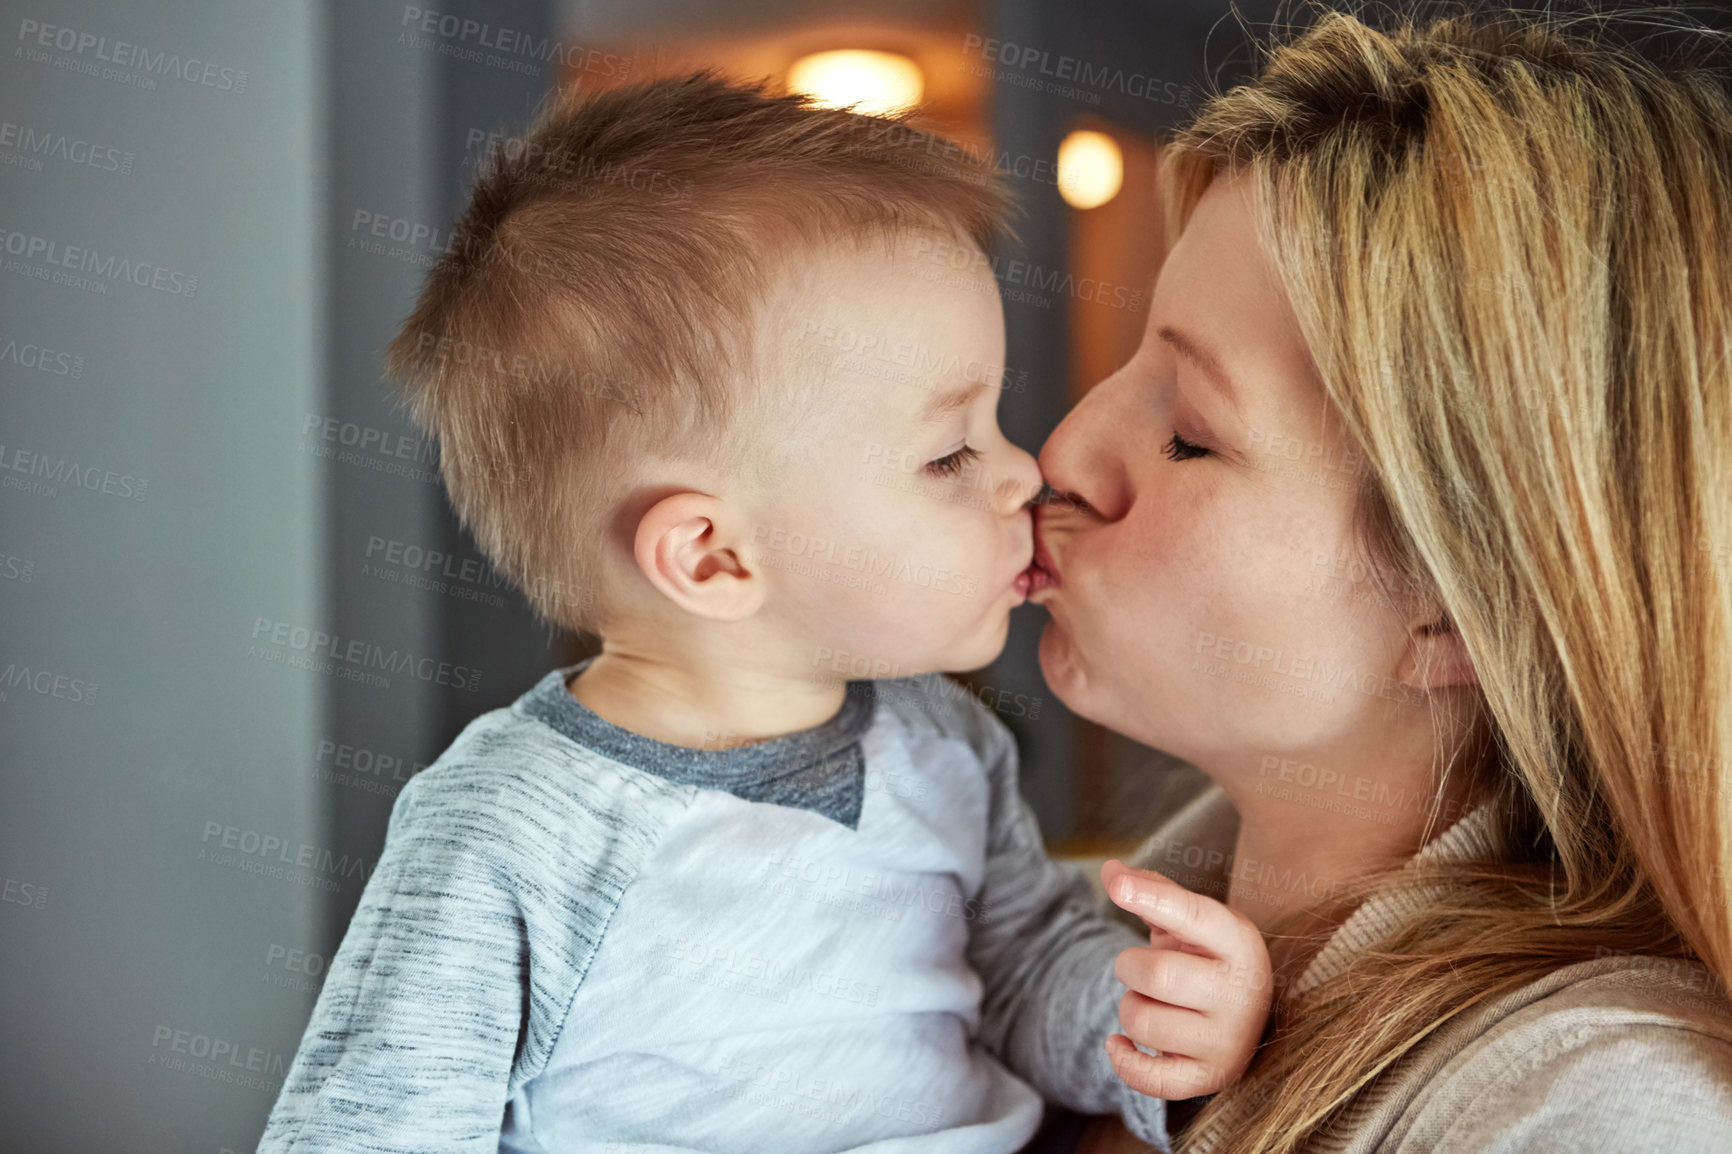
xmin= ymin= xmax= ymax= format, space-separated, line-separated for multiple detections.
xmin=257 ymin=660 xmax=1169 ymax=1153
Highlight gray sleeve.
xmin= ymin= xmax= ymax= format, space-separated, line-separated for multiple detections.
xmin=1416 ymin=1022 xmax=1732 ymax=1153
xmin=257 ymin=743 xmax=680 ymax=1154
xmin=256 ymin=770 xmax=533 ymax=1153
xmin=962 ymin=707 xmax=1172 ymax=1151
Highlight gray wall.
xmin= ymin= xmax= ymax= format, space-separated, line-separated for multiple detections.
xmin=0 ymin=2 xmax=330 ymax=1150
xmin=0 ymin=0 xmax=561 ymax=1149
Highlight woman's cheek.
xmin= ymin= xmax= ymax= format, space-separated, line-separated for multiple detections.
xmin=1104 ymin=516 xmax=1201 ymax=630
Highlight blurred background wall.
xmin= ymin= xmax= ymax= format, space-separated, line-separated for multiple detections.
xmin=6 ymin=0 xmax=1720 ymax=1149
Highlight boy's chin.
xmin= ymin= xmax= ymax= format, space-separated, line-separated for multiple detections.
xmin=831 ymin=608 xmax=1013 ymax=681
xmin=931 ymin=614 xmax=1014 ymax=676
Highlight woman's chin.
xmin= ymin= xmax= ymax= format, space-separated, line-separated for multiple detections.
xmin=1036 ymin=617 xmax=1088 ymax=712
xmin=1038 ymin=617 xmax=1147 ymax=741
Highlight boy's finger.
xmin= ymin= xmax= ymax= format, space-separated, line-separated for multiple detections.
xmin=1145 ymin=927 xmax=1183 ymax=952
xmin=1114 ymin=946 xmax=1265 ymax=1014
xmin=1104 ymin=1034 xmax=1218 ymax=1101
xmin=1102 ymin=862 xmax=1183 ymax=952
xmin=1116 ymin=991 xmax=1218 ymax=1058
xmin=1101 ymin=859 xmax=1258 ymax=961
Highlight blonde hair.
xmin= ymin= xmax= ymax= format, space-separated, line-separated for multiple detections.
xmin=1156 ymin=5 xmax=1732 ymax=1149
xmin=383 ymin=72 xmax=1012 ymax=636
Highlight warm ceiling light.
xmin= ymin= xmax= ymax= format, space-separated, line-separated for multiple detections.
xmin=1057 ymin=129 xmax=1124 ymax=209
xmin=788 ymin=50 xmax=924 ymax=116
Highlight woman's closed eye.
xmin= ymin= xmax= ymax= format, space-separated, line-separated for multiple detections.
xmin=927 ymin=444 xmax=981 ymax=478
xmin=1164 ymin=432 xmax=1210 ymax=462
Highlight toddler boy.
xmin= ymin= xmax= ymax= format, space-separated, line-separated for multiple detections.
xmin=259 ymin=72 xmax=1269 ymax=1154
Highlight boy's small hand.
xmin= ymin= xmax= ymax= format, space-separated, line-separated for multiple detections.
xmin=1098 ymin=859 xmax=1272 ymax=1102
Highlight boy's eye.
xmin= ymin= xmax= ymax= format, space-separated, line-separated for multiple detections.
xmin=1163 ymin=432 xmax=1209 ymax=462
xmin=927 ymin=445 xmax=981 ymax=478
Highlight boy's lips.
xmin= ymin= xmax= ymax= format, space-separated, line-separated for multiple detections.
xmin=1011 ymin=525 xmax=1037 ymax=601
xmin=1023 ymin=507 xmax=1061 ymax=593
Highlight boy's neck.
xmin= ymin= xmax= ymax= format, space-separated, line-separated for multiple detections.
xmin=567 ymin=646 xmax=850 ymax=751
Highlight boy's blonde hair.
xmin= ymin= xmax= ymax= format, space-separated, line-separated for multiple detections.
xmin=384 ymin=71 xmax=1014 ymax=636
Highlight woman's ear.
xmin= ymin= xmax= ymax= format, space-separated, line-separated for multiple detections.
xmin=1395 ymin=610 xmax=1478 ymax=691
xmin=631 ymin=492 xmax=765 ymax=622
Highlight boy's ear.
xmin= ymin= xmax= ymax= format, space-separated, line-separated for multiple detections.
xmin=1395 ymin=609 xmax=1478 ymax=691
xmin=632 ymin=492 xmax=764 ymax=622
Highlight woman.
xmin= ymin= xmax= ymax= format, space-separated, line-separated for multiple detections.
xmin=1023 ymin=7 xmax=1732 ymax=1151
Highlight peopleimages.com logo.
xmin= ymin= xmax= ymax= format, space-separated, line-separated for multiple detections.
xmin=247 ymin=617 xmax=483 ymax=692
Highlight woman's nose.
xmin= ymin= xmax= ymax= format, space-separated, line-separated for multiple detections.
xmin=1037 ymin=375 xmax=1132 ymax=521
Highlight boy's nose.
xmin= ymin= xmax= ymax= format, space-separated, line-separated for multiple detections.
xmin=996 ymin=444 xmax=1044 ymax=515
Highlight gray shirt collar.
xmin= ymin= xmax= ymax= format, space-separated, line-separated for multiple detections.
xmin=520 ymin=658 xmax=877 ymax=829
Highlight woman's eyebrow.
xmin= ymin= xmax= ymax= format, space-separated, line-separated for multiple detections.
xmin=1157 ymin=323 xmax=1244 ymax=414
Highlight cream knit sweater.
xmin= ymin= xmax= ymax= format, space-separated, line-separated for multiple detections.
xmin=1119 ymin=778 xmax=1732 ymax=1153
